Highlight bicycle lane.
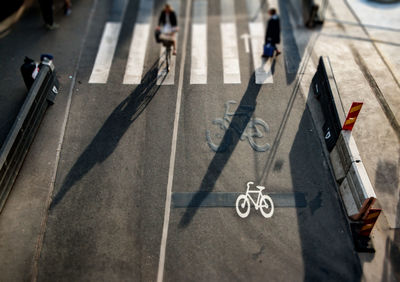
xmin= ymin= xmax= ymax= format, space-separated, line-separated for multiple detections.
xmin=34 ymin=0 xmax=183 ymax=280
xmin=160 ymin=0 xmax=361 ymax=281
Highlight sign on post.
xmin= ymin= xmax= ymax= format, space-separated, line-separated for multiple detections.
xmin=343 ymin=102 xmax=363 ymax=131
xmin=359 ymin=208 xmax=381 ymax=237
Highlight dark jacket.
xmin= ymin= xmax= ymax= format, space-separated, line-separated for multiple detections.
xmin=265 ymin=15 xmax=280 ymax=45
xmin=158 ymin=10 xmax=177 ymax=27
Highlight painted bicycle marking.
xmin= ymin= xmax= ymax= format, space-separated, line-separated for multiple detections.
xmin=206 ymin=100 xmax=271 ymax=152
xmin=236 ymin=181 xmax=274 ymax=218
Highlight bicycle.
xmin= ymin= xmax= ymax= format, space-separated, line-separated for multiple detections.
xmin=206 ymin=100 xmax=270 ymax=152
xmin=162 ymin=39 xmax=173 ymax=72
xmin=236 ymin=181 xmax=274 ymax=218
xmin=158 ymin=27 xmax=177 ymax=73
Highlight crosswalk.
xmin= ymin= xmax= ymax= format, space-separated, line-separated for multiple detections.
xmin=89 ymin=0 xmax=278 ymax=85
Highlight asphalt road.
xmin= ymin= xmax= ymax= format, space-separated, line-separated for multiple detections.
xmin=3 ymin=0 xmax=362 ymax=281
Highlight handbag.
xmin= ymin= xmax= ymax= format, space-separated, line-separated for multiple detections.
xmin=263 ymin=43 xmax=275 ymax=57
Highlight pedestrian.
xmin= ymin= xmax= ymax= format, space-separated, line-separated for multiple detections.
xmin=264 ymin=8 xmax=281 ymax=56
xmin=38 ymin=0 xmax=58 ymax=30
xmin=156 ymin=3 xmax=178 ymax=55
xmin=64 ymin=0 xmax=72 ymax=16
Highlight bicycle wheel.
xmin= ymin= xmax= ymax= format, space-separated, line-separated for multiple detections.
xmin=247 ymin=118 xmax=270 ymax=152
xmin=259 ymin=195 xmax=274 ymax=218
xmin=166 ymin=48 xmax=171 ymax=72
xmin=206 ymin=119 xmax=231 ymax=152
xmin=235 ymin=195 xmax=250 ymax=218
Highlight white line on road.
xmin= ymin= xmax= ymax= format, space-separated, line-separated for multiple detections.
xmin=220 ymin=0 xmax=241 ymax=84
xmin=89 ymin=22 xmax=122 ymax=84
xmin=157 ymin=0 xmax=181 ymax=85
xmin=241 ymin=33 xmax=250 ymax=53
xmin=157 ymin=0 xmax=192 ymax=281
xmin=123 ymin=0 xmax=154 ymax=84
xmin=246 ymin=0 xmax=273 ymax=84
xmin=190 ymin=0 xmax=207 ymax=84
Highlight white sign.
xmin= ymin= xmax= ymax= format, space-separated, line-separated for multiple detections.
xmin=236 ymin=182 xmax=274 ymax=218
xmin=206 ymin=100 xmax=270 ymax=152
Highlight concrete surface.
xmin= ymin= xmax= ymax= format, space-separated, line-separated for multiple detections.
xmin=0 ymin=0 xmax=98 ymax=280
xmin=299 ymin=0 xmax=400 ymax=280
xmin=0 ymin=0 xmax=399 ymax=281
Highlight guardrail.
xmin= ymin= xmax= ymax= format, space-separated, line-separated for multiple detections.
xmin=312 ymin=56 xmax=377 ymax=221
xmin=312 ymin=56 xmax=346 ymax=151
xmin=0 ymin=59 xmax=59 ymax=212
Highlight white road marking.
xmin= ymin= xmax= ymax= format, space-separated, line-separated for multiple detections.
xmin=220 ymin=0 xmax=240 ymax=84
xmin=267 ymin=0 xmax=279 ymax=11
xmin=246 ymin=0 xmax=273 ymax=84
xmin=89 ymin=22 xmax=122 ymax=84
xmin=190 ymin=0 xmax=207 ymax=84
xmin=123 ymin=0 xmax=154 ymax=84
xmin=157 ymin=0 xmax=181 ymax=85
xmin=241 ymin=33 xmax=250 ymax=53
xmin=157 ymin=0 xmax=192 ymax=281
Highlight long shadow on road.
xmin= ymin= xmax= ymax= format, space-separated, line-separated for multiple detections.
xmin=50 ymin=60 xmax=163 ymax=209
xmin=179 ymin=73 xmax=261 ymax=228
xmin=289 ymin=89 xmax=362 ymax=280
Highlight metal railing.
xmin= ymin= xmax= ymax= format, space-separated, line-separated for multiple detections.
xmin=0 ymin=60 xmax=58 ymax=212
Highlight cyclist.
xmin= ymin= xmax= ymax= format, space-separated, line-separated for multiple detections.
xmin=156 ymin=4 xmax=178 ymax=55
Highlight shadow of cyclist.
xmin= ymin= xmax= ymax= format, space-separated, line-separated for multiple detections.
xmin=179 ymin=73 xmax=261 ymax=228
xmin=50 ymin=60 xmax=164 ymax=209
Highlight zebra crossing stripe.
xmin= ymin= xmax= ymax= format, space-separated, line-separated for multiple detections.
xmin=190 ymin=0 xmax=207 ymax=84
xmin=89 ymin=22 xmax=122 ymax=84
xmin=220 ymin=0 xmax=241 ymax=84
xmin=246 ymin=0 xmax=273 ymax=84
xmin=123 ymin=0 xmax=154 ymax=85
xmin=157 ymin=0 xmax=181 ymax=85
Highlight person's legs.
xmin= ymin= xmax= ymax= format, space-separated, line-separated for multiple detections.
xmin=172 ymin=39 xmax=177 ymax=55
xmin=38 ymin=0 xmax=54 ymax=26
xmin=171 ymin=32 xmax=177 ymax=55
xmin=64 ymin=0 xmax=72 ymax=15
xmin=274 ymin=44 xmax=281 ymax=56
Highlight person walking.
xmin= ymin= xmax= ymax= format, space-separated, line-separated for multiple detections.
xmin=264 ymin=8 xmax=281 ymax=56
xmin=64 ymin=0 xmax=72 ymax=16
xmin=156 ymin=3 xmax=178 ymax=55
xmin=38 ymin=0 xmax=58 ymax=30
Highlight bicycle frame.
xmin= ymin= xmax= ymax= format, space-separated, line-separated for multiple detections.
xmin=245 ymin=182 xmax=263 ymax=209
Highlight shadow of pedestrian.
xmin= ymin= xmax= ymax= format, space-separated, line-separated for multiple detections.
xmin=279 ymin=0 xmax=316 ymax=84
xmin=178 ymin=73 xmax=261 ymax=228
xmin=50 ymin=60 xmax=163 ymax=209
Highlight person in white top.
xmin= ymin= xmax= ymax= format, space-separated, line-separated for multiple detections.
xmin=156 ymin=4 xmax=178 ymax=55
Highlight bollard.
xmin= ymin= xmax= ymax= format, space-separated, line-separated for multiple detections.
xmin=351 ymin=208 xmax=381 ymax=253
xmin=339 ymin=161 xmax=376 ymax=221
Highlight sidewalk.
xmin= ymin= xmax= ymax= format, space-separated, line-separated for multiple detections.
xmin=300 ymin=0 xmax=400 ymax=281
xmin=0 ymin=0 xmax=97 ymax=280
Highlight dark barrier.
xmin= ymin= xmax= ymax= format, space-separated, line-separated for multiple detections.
xmin=312 ymin=56 xmax=346 ymax=151
xmin=0 ymin=59 xmax=59 ymax=212
xmin=302 ymin=0 xmax=326 ymax=28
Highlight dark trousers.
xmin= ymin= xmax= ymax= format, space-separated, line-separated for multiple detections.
xmin=38 ymin=0 xmax=54 ymax=25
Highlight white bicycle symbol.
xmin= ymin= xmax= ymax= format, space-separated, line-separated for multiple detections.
xmin=206 ymin=100 xmax=270 ymax=152
xmin=236 ymin=181 xmax=274 ymax=218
